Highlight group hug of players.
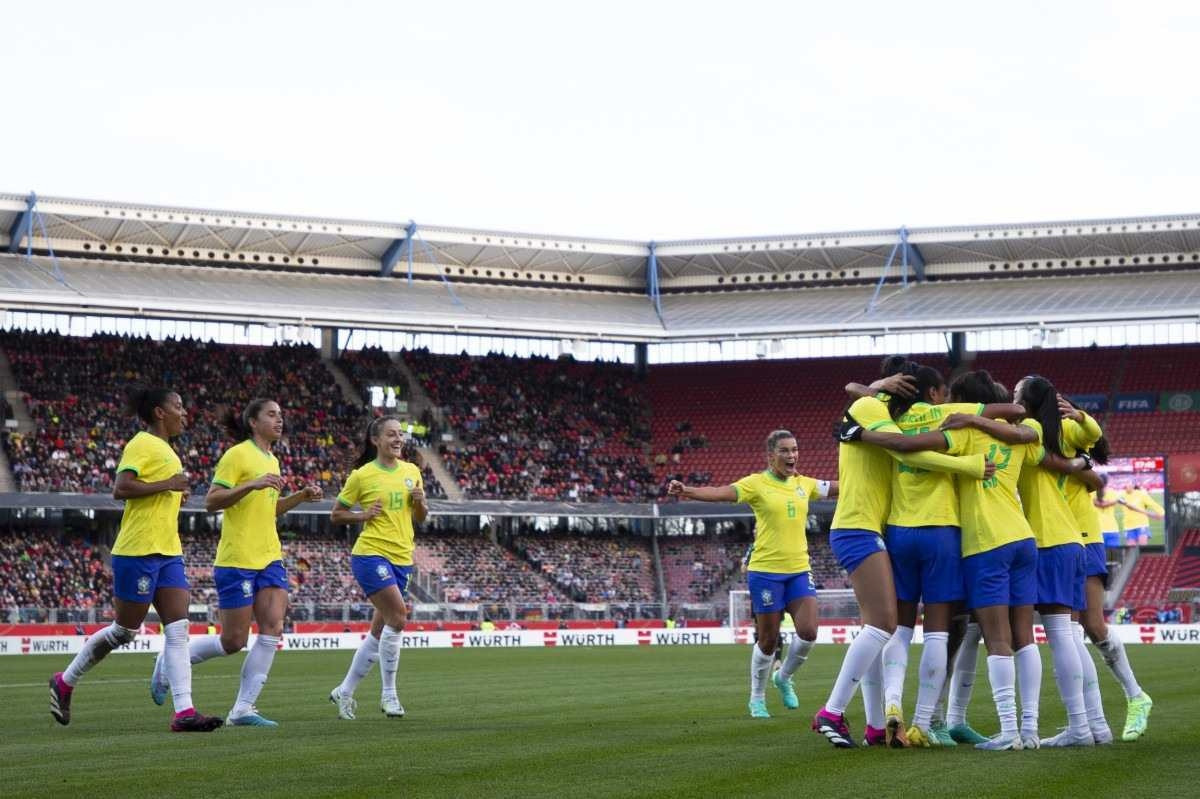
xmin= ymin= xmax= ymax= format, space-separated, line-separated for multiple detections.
xmin=48 ymin=388 xmax=426 ymax=731
xmin=669 ymin=358 xmax=1154 ymax=751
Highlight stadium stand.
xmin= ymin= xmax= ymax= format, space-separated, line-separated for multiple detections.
xmin=416 ymin=533 xmax=562 ymax=603
xmin=0 ymin=529 xmax=111 ymax=611
xmin=1118 ymin=530 xmax=1200 ymax=607
xmin=660 ymin=536 xmax=742 ymax=604
xmin=404 ymin=349 xmax=657 ymax=501
xmin=513 ymin=535 xmax=657 ymax=602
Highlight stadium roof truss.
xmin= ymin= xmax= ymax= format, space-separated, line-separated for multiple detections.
xmin=1 ymin=192 xmax=1198 ymax=343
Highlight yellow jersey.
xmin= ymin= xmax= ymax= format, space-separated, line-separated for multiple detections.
xmin=1122 ymin=488 xmax=1162 ymax=529
xmin=1058 ymin=414 xmax=1103 ymax=542
xmin=1095 ymin=494 xmax=1121 ymax=533
xmin=736 ymin=471 xmax=826 ymax=574
xmin=1016 ymin=419 xmax=1081 ymax=549
xmin=338 ymin=460 xmax=425 ymax=566
xmin=212 ymin=439 xmax=282 ymax=569
xmin=111 ymin=431 xmax=184 ymax=557
xmin=943 ymin=427 xmax=1037 ymax=557
xmin=831 ymin=396 xmax=986 ymax=534
xmin=889 ymin=401 xmax=985 ymax=528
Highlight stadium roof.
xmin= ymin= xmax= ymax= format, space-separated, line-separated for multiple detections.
xmin=3 ymin=191 xmax=1200 ymax=341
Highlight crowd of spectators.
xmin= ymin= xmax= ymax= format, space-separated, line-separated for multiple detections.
xmin=404 ymin=349 xmax=658 ymax=501
xmin=661 ymin=536 xmax=742 ymax=604
xmin=0 ymin=331 xmax=399 ymax=496
xmin=415 ymin=531 xmax=560 ymax=603
xmin=514 ymin=534 xmax=657 ymax=602
xmin=0 ymin=529 xmax=111 ymax=609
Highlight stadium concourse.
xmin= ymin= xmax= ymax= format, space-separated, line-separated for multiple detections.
xmin=0 ymin=193 xmax=1199 ymax=628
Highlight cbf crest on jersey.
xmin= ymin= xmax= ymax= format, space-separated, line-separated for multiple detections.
xmin=795 ymin=486 xmax=806 ymax=497
xmin=760 ymin=588 xmax=773 ymax=606
xmin=137 ymin=575 xmax=151 ymax=595
xmin=404 ymin=478 xmax=415 ymax=489
xmin=241 ymin=579 xmax=253 ymax=597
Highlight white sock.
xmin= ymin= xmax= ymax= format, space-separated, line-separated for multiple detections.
xmin=162 ymin=619 xmax=193 ymax=713
xmin=1096 ymin=628 xmax=1143 ymax=700
xmin=338 ymin=633 xmax=380 ymax=697
xmin=1043 ymin=614 xmax=1088 ymax=734
xmin=379 ymin=625 xmax=403 ymax=700
xmin=912 ymin=631 xmax=948 ymax=728
xmin=1075 ymin=623 xmax=1107 ymax=727
xmin=779 ymin=637 xmax=814 ymax=681
xmin=749 ymin=643 xmax=773 ymax=701
xmin=231 ymin=634 xmax=279 ymax=717
xmin=62 ymin=623 xmax=138 ymax=686
xmin=189 ymin=634 xmax=230 ymax=665
xmin=946 ymin=622 xmax=982 ymax=727
xmin=987 ymin=654 xmax=1018 ymax=735
xmin=881 ymin=625 xmax=913 ymax=710
xmin=1014 ymin=643 xmax=1042 ymax=735
xmin=860 ymin=653 xmax=885 ymax=730
xmin=826 ymin=625 xmax=892 ymax=715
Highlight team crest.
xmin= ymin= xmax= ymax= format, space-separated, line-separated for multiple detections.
xmin=760 ymin=589 xmax=773 ymax=606
xmin=136 ymin=575 xmax=151 ymax=595
xmin=241 ymin=579 xmax=253 ymax=597
xmin=794 ymin=486 xmax=806 ymax=497
xmin=376 ymin=564 xmax=389 ymax=579
xmin=404 ymin=478 xmax=415 ymax=489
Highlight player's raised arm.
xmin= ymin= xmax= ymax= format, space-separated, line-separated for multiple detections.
xmin=667 ymin=480 xmax=737 ymax=502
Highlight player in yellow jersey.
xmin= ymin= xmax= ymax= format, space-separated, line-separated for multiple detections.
xmin=1095 ymin=475 xmax=1123 ymax=550
xmin=669 ymin=430 xmax=836 ymax=719
xmin=1122 ymin=482 xmax=1164 ymax=546
xmin=176 ymin=398 xmax=323 ymax=727
xmin=329 ymin=417 xmax=428 ymax=719
xmin=51 ymin=387 xmax=223 ymax=732
xmin=813 ymin=363 xmax=995 ymax=749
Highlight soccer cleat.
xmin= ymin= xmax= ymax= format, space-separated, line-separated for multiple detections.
xmin=948 ymin=722 xmax=989 ymax=745
xmin=906 ymin=724 xmax=941 ymax=748
xmin=1091 ymin=723 xmax=1114 ymax=745
xmin=929 ymin=720 xmax=957 ymax=747
xmin=884 ymin=703 xmax=910 ymax=748
xmin=49 ymin=673 xmax=72 ymax=726
xmin=150 ymin=653 xmax=169 ymax=707
xmin=1122 ymin=693 xmax=1152 ymax=741
xmin=227 ymin=707 xmax=279 ymax=728
xmin=170 ymin=711 xmax=224 ymax=732
xmin=975 ymin=732 xmax=1023 ymax=751
xmin=862 ymin=725 xmax=887 ymax=747
xmin=380 ymin=695 xmax=405 ymax=718
xmin=1040 ymin=728 xmax=1095 ymax=748
xmin=772 ymin=670 xmax=799 ymax=710
xmin=748 ymin=698 xmax=771 ymax=719
xmin=330 ymin=687 xmax=357 ymax=720
xmin=812 ymin=708 xmax=855 ymax=748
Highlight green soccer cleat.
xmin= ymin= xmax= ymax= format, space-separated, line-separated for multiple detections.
xmin=1122 ymin=692 xmax=1153 ymax=741
xmin=227 ymin=706 xmax=279 ymax=728
xmin=930 ymin=720 xmax=958 ymax=747
xmin=948 ymin=722 xmax=990 ymax=745
xmin=150 ymin=652 xmax=169 ymax=707
xmin=772 ymin=670 xmax=799 ymax=710
xmin=748 ymin=698 xmax=771 ymax=719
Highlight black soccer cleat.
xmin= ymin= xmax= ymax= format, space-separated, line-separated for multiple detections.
xmin=170 ymin=711 xmax=225 ymax=733
xmin=49 ymin=673 xmax=72 ymax=726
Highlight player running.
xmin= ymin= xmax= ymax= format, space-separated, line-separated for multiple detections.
xmin=669 ymin=430 xmax=836 ymax=719
xmin=813 ymin=364 xmax=994 ymax=749
xmin=162 ymin=398 xmax=322 ymax=727
xmin=51 ymin=386 xmax=223 ymax=732
xmin=329 ymin=417 xmax=428 ymax=720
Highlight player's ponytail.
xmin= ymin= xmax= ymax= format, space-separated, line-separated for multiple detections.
xmin=888 ymin=363 xmax=944 ymax=420
xmin=1018 ymin=375 xmax=1064 ymax=457
xmin=222 ymin=397 xmax=272 ymax=441
xmin=126 ymin=385 xmax=174 ymax=425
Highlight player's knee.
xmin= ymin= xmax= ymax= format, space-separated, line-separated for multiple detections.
xmin=221 ymin=631 xmax=248 ymax=653
xmin=258 ymin=620 xmax=284 ymax=637
xmin=758 ymin=632 xmax=778 ymax=654
xmin=796 ymin=627 xmax=817 ymax=642
xmin=109 ymin=624 xmax=138 ymax=645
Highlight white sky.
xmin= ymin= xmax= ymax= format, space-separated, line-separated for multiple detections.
xmin=8 ymin=1 xmax=1200 ymax=240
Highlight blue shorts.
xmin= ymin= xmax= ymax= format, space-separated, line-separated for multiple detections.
xmin=1036 ymin=543 xmax=1086 ymax=610
xmin=112 ymin=555 xmax=188 ymax=603
xmin=746 ymin=571 xmax=817 ymax=613
xmin=885 ymin=525 xmax=964 ymax=604
xmin=351 ymin=555 xmax=414 ymax=598
xmin=1125 ymin=526 xmax=1150 ymax=544
xmin=1084 ymin=542 xmax=1108 ymax=578
xmin=829 ymin=529 xmax=888 ymax=575
xmin=1102 ymin=532 xmax=1121 ymax=549
xmin=213 ymin=560 xmax=288 ymax=609
xmin=963 ymin=538 xmax=1037 ymax=609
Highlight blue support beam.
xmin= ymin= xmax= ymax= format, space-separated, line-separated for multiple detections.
xmin=900 ymin=226 xmax=926 ymax=282
xmin=6 ymin=192 xmax=36 ymax=254
xmin=646 ymin=241 xmax=663 ymax=319
xmin=380 ymin=238 xmax=405 ymax=278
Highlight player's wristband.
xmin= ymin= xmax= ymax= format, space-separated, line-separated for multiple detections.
xmin=1079 ymin=452 xmax=1094 ymax=470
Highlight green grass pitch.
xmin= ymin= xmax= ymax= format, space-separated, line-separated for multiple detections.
xmin=2 ymin=645 xmax=1195 ymax=798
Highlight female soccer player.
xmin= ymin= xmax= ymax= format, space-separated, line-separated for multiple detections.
xmin=328 ymin=416 xmax=428 ymax=720
xmin=1095 ymin=475 xmax=1123 ymax=550
xmin=172 ymin=398 xmax=322 ymax=727
xmin=51 ymin=387 xmax=222 ymax=732
xmin=1014 ymin=375 xmax=1098 ymax=748
xmin=668 ymin=430 xmax=836 ymax=719
xmin=813 ymin=370 xmax=994 ymax=748
xmin=1121 ymin=482 xmax=1165 ymax=546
